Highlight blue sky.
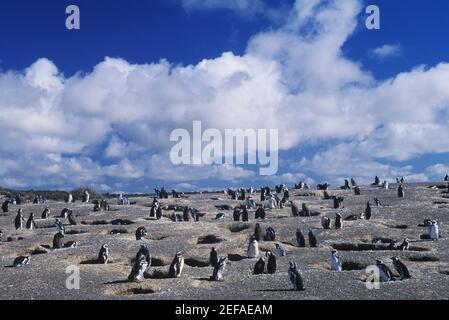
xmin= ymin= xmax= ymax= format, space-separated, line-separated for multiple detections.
xmin=1 ymin=0 xmax=449 ymax=192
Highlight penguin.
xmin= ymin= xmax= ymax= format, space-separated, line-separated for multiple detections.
xmin=374 ymin=197 xmax=381 ymax=207
xmin=428 ymin=221 xmax=439 ymax=240
xmin=266 ymin=251 xmax=277 ymax=274
xmin=53 ymin=232 xmax=64 ymax=249
xmin=288 ymin=261 xmax=305 ymax=291
xmin=296 ymin=228 xmax=306 ymax=247
xmin=13 ymin=256 xmax=31 ymax=267
xmin=156 ymin=206 xmax=163 ymax=220
xmin=354 ymin=186 xmax=361 ymax=195
xmin=253 ymin=256 xmax=265 ymax=275
xmin=382 ymin=181 xmax=389 ymax=190
xmin=14 ymin=209 xmax=25 ymax=230
xmin=398 ymin=185 xmax=405 ymax=198
xmin=64 ymin=241 xmax=78 ymax=248
xmin=391 ymin=257 xmax=411 ymax=280
xmin=169 ymin=251 xmax=184 ymax=278
xmin=308 ymin=229 xmax=317 ymax=247
xmin=254 ymin=223 xmax=263 ymax=241
xmin=398 ymin=238 xmax=410 ymax=251
xmin=135 ymin=226 xmax=148 ymax=240
xmin=135 ymin=245 xmax=152 ymax=272
xmin=321 ymin=216 xmax=331 ymax=229
xmin=183 ymin=207 xmax=191 ymax=222
xmin=1 ymin=200 xmax=9 ymax=213
xmin=333 ymin=197 xmax=343 ymax=209
xmin=210 ymin=247 xmax=218 ymax=267
xmin=335 ymin=213 xmax=343 ymax=230
xmin=54 ymin=219 xmax=65 ymax=234
xmin=128 ymin=254 xmax=149 ymax=282
xmin=330 ymin=249 xmax=342 ymax=271
xmin=60 ymin=208 xmax=71 ymax=219
xmin=376 ymin=259 xmax=395 ymax=282
xmin=41 ymin=207 xmax=50 ymax=219
xmin=67 ymin=211 xmax=77 ymax=226
xmin=215 ymin=212 xmax=226 ymax=220
xmin=98 ymin=244 xmax=109 ymax=264
xmin=247 ymin=236 xmax=259 ymax=258
xmin=149 ymin=205 xmax=157 ymax=218
xmin=301 ymin=203 xmax=310 ymax=217
xmin=66 ymin=193 xmax=73 ymax=204
xmin=83 ymin=190 xmax=90 ymax=203
xmin=211 ymin=257 xmax=227 ymax=281
xmin=372 ymin=176 xmax=380 ymax=186
xmin=323 ymin=191 xmax=331 ymax=200
xmin=255 ymin=206 xmax=266 ymax=220
xmin=290 ymin=201 xmax=299 ymax=217
xmin=387 ymin=239 xmax=397 ymax=250
xmin=265 ymin=227 xmax=276 ymax=241
xmin=233 ymin=208 xmax=241 ymax=222
xmin=351 ymin=178 xmax=357 ymax=187
xmin=0 ymin=229 xmax=3 ymax=243
xmin=364 ymin=201 xmax=372 ymax=220
xmin=241 ymin=208 xmax=249 ymax=222
xmin=26 ymin=213 xmax=37 ymax=230
xmin=275 ymin=243 xmax=287 ymax=257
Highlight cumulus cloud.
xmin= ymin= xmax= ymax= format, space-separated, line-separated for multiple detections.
xmin=370 ymin=44 xmax=402 ymax=59
xmin=1 ymin=0 xmax=449 ymax=191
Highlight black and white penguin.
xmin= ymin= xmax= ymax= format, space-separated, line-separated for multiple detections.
xmin=330 ymin=249 xmax=342 ymax=271
xmin=64 ymin=241 xmax=78 ymax=248
xmin=211 ymin=257 xmax=227 ymax=281
xmin=266 ymin=251 xmax=277 ymax=274
xmin=233 ymin=208 xmax=241 ymax=222
xmin=14 ymin=209 xmax=24 ymax=230
xmin=255 ymin=206 xmax=266 ymax=220
xmin=0 ymin=229 xmax=3 ymax=243
xmin=308 ymin=229 xmax=317 ymax=247
xmin=183 ymin=207 xmax=191 ymax=222
xmin=333 ymin=197 xmax=344 ymax=209
xmin=397 ymin=238 xmax=410 ymax=251
xmin=376 ymin=259 xmax=394 ymax=282
xmin=60 ymin=208 xmax=71 ymax=219
xmin=374 ymin=197 xmax=381 ymax=207
xmin=98 ymin=244 xmax=109 ymax=264
xmin=288 ymin=261 xmax=305 ymax=291
xmin=135 ymin=245 xmax=152 ymax=272
xmin=241 ymin=208 xmax=249 ymax=222
xmin=290 ymin=201 xmax=299 ymax=217
xmin=247 ymin=236 xmax=259 ymax=258
xmin=135 ymin=226 xmax=148 ymax=240
xmin=215 ymin=212 xmax=226 ymax=220
xmin=372 ymin=176 xmax=380 ymax=186
xmin=254 ymin=223 xmax=263 ymax=241
xmin=335 ymin=213 xmax=343 ymax=230
xmin=398 ymin=185 xmax=405 ymax=198
xmin=301 ymin=203 xmax=310 ymax=217
xmin=296 ymin=228 xmax=306 ymax=247
xmin=13 ymin=256 xmax=31 ymax=267
xmin=210 ymin=247 xmax=218 ymax=267
xmin=428 ymin=220 xmax=439 ymax=240
xmin=391 ymin=257 xmax=411 ymax=280
xmin=53 ymin=232 xmax=64 ymax=249
xmin=66 ymin=193 xmax=73 ymax=204
xmin=364 ymin=201 xmax=372 ymax=220
xmin=351 ymin=178 xmax=357 ymax=187
xmin=67 ymin=211 xmax=77 ymax=226
xmin=26 ymin=213 xmax=37 ymax=230
xmin=156 ymin=206 xmax=163 ymax=220
xmin=54 ymin=219 xmax=65 ymax=234
xmin=264 ymin=227 xmax=276 ymax=241
xmin=41 ymin=207 xmax=50 ymax=219
xmin=387 ymin=239 xmax=397 ymax=250
xmin=275 ymin=243 xmax=287 ymax=257
xmin=1 ymin=200 xmax=10 ymax=213
xmin=128 ymin=254 xmax=149 ymax=282
xmin=354 ymin=186 xmax=361 ymax=195
xmin=169 ymin=251 xmax=184 ymax=278
xmin=253 ymin=256 xmax=265 ymax=275
xmin=321 ymin=216 xmax=331 ymax=230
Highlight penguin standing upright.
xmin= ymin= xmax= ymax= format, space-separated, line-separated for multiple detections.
xmin=60 ymin=208 xmax=70 ymax=218
xmin=363 ymin=201 xmax=371 ymax=220
xmin=288 ymin=262 xmax=305 ymax=291
xmin=26 ymin=213 xmax=37 ymax=230
xmin=275 ymin=243 xmax=287 ymax=257
xmin=301 ymin=203 xmax=310 ymax=217
xmin=211 ymin=257 xmax=227 ymax=281
xmin=308 ymin=229 xmax=317 ymax=247
xmin=233 ymin=208 xmax=241 ymax=222
xmin=266 ymin=251 xmax=277 ymax=274
xmin=335 ymin=213 xmax=343 ymax=229
xmin=14 ymin=209 xmax=25 ymax=230
xmin=128 ymin=255 xmax=149 ymax=282
xmin=398 ymin=185 xmax=405 ymax=198
xmin=135 ymin=226 xmax=148 ymax=240
xmin=290 ymin=202 xmax=299 ymax=217
xmin=41 ymin=207 xmax=50 ymax=219
xmin=296 ymin=228 xmax=306 ymax=247
xmin=241 ymin=208 xmax=249 ymax=222
xmin=321 ymin=216 xmax=331 ymax=229
xmin=210 ymin=247 xmax=218 ymax=267
xmin=247 ymin=236 xmax=259 ymax=258
xmin=264 ymin=227 xmax=276 ymax=241
xmin=53 ymin=232 xmax=64 ymax=249
xmin=391 ymin=257 xmax=411 ymax=280
xmin=428 ymin=221 xmax=439 ymax=240
xmin=253 ymin=256 xmax=265 ymax=275
xmin=183 ymin=207 xmax=191 ymax=222
xmin=156 ymin=206 xmax=163 ymax=220
xmin=2 ymin=200 xmax=9 ymax=213
xmin=169 ymin=251 xmax=184 ymax=278
xmin=0 ymin=229 xmax=3 ymax=243
xmin=330 ymin=250 xmax=342 ymax=271
xmin=98 ymin=244 xmax=109 ymax=264
xmin=254 ymin=223 xmax=263 ymax=241
xmin=376 ymin=259 xmax=394 ymax=282
xmin=67 ymin=211 xmax=77 ymax=226
xmin=135 ymin=245 xmax=152 ymax=272
xmin=398 ymin=238 xmax=410 ymax=251
xmin=255 ymin=206 xmax=266 ymax=220
xmin=54 ymin=219 xmax=65 ymax=234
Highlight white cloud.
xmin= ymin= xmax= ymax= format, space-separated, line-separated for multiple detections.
xmin=370 ymin=44 xmax=402 ymax=59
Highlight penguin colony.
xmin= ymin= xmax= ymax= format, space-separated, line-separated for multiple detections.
xmin=0 ymin=178 xmax=448 ymax=299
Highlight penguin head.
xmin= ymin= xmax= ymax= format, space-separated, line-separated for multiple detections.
xmin=102 ymin=244 xmax=109 ymax=249
xmin=331 ymin=249 xmax=338 ymax=255
xmin=391 ymin=257 xmax=399 ymax=262
xmin=376 ymin=259 xmax=383 ymax=265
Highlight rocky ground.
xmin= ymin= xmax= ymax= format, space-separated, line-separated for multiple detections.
xmin=1 ymin=182 xmax=449 ymax=300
